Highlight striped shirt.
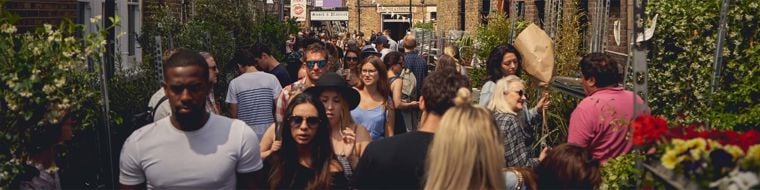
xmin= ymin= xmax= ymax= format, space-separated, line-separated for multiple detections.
xmin=226 ymin=72 xmax=282 ymax=138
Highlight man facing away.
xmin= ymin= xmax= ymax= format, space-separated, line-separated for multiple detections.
xmin=227 ymin=47 xmax=283 ymax=139
xmin=250 ymin=43 xmax=293 ymax=87
xmin=402 ymin=35 xmax=428 ymax=101
xmin=275 ymin=41 xmax=332 ymax=123
xmin=568 ymin=53 xmax=649 ymax=163
xmin=119 ymin=49 xmax=262 ymax=189
xmin=383 ymin=29 xmax=398 ymax=51
xmin=352 ymin=71 xmax=470 ymax=189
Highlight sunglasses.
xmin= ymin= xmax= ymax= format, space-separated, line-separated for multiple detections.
xmin=288 ymin=115 xmax=321 ymax=128
xmin=515 ymin=90 xmax=524 ymax=97
xmin=306 ymin=60 xmax=328 ymax=68
xmin=344 ymin=56 xmax=359 ymax=62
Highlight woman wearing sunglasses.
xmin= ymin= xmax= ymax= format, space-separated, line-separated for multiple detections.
xmin=488 ymin=75 xmax=549 ymax=168
xmin=259 ymin=93 xmax=348 ymax=189
xmin=342 ymin=47 xmax=362 ymax=87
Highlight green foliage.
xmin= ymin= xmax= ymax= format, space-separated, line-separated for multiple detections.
xmin=413 ymin=21 xmax=434 ymax=31
xmin=648 ymin=1 xmax=760 ymax=129
xmin=473 ymin=13 xmax=529 ymax=61
xmin=138 ymin=2 xmax=299 ymax=116
xmin=0 ymin=15 xmax=108 ymax=187
xmin=538 ymin=0 xmax=584 ymax=146
xmin=467 ymin=66 xmax=487 ymax=89
xmin=601 ymin=153 xmax=643 ymax=190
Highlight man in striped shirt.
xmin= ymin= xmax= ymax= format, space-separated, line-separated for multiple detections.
xmin=226 ymin=47 xmax=282 ymax=139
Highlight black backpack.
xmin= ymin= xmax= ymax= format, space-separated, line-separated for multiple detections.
xmin=130 ymin=96 xmax=169 ymax=128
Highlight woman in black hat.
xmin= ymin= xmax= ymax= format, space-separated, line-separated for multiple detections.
xmin=260 ymin=73 xmax=370 ymax=181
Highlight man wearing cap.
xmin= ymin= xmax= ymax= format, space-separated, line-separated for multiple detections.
xmin=375 ymin=35 xmax=392 ymax=60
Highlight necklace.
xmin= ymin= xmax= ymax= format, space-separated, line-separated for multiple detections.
xmin=335 ymin=122 xmax=353 ymax=157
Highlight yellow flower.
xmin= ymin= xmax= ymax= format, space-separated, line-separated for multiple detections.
xmin=686 ymin=138 xmax=707 ymax=151
xmin=722 ymin=145 xmax=744 ymax=159
xmin=672 ymin=139 xmax=686 ymax=146
xmin=662 ymin=150 xmax=683 ymax=169
xmin=745 ymin=145 xmax=760 ymax=161
xmin=708 ymin=139 xmax=722 ymax=150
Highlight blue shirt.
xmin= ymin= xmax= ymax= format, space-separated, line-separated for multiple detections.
xmin=351 ymin=105 xmax=387 ymax=140
xmin=403 ymin=51 xmax=427 ymax=99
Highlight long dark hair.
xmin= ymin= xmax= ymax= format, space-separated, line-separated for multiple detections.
xmin=485 ymin=45 xmax=522 ymax=84
xmin=269 ymin=93 xmax=334 ymax=189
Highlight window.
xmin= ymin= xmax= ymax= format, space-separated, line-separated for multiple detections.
xmin=430 ymin=12 xmax=436 ymax=21
xmin=128 ymin=0 xmax=139 ymax=56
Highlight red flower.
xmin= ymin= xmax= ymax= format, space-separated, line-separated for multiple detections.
xmin=631 ymin=115 xmax=669 ymax=145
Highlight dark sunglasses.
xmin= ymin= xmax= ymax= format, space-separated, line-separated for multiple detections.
xmin=515 ymin=90 xmax=524 ymax=97
xmin=306 ymin=60 xmax=328 ymax=68
xmin=288 ymin=116 xmax=321 ymax=128
xmin=344 ymin=56 xmax=359 ymax=62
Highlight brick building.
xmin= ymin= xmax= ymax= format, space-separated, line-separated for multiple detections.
xmin=2 ymin=0 xmax=190 ymax=70
xmin=348 ymin=0 xmax=437 ymax=41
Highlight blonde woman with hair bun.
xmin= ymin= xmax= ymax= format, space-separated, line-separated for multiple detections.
xmin=424 ymin=87 xmax=505 ymax=190
xmin=488 ymin=76 xmax=549 ymax=168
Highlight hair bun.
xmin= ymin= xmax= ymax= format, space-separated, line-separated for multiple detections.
xmin=453 ymin=88 xmax=472 ymax=106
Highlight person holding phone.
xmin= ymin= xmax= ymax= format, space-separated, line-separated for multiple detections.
xmin=260 ymin=73 xmax=370 ymax=175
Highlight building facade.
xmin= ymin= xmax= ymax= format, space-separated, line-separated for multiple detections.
xmin=348 ymin=0 xmax=437 ymax=41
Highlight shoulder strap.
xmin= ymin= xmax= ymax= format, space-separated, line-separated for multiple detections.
xmin=152 ymin=96 xmax=169 ymax=118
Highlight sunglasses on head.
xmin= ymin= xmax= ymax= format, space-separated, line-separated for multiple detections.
xmin=306 ymin=60 xmax=328 ymax=68
xmin=288 ymin=116 xmax=321 ymax=128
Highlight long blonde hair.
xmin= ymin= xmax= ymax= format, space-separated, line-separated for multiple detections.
xmin=487 ymin=75 xmax=523 ymax=114
xmin=424 ymin=88 xmax=506 ymax=190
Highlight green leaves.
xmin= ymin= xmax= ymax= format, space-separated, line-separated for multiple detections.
xmin=648 ymin=0 xmax=760 ymax=128
xmin=601 ymin=153 xmax=643 ymax=189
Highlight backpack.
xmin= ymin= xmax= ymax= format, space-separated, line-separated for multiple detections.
xmin=399 ymin=68 xmax=417 ymax=100
xmin=130 ymin=96 xmax=169 ymax=128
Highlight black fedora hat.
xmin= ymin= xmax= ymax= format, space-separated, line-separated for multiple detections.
xmin=304 ymin=72 xmax=360 ymax=110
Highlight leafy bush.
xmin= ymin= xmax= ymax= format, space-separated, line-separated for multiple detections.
xmin=647 ymin=1 xmax=760 ymax=129
xmin=473 ymin=13 xmax=529 ymax=62
xmin=138 ymin=2 xmax=298 ymax=116
xmin=0 ymin=15 xmax=108 ymax=187
xmin=601 ymin=153 xmax=643 ymax=190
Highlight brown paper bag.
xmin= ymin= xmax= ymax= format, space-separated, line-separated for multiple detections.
xmin=514 ymin=23 xmax=555 ymax=84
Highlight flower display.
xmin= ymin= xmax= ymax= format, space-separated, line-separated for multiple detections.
xmin=629 ymin=115 xmax=760 ymax=189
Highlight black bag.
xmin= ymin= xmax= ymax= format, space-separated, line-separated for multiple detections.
xmin=130 ymin=96 xmax=169 ymax=128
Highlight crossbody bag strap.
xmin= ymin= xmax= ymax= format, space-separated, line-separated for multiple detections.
xmin=152 ymin=96 xmax=169 ymax=118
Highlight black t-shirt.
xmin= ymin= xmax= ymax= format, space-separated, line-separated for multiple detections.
xmin=352 ymin=131 xmax=434 ymax=189
xmin=269 ymin=64 xmax=294 ymax=88
xmin=260 ymin=157 xmax=348 ymax=189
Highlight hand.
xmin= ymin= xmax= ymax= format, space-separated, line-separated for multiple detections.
xmin=535 ymin=92 xmax=551 ymax=113
xmin=409 ymin=101 xmax=419 ymax=107
xmin=539 ymin=146 xmax=551 ymax=161
xmin=342 ymin=128 xmax=356 ymax=143
xmin=271 ymin=140 xmax=282 ymax=152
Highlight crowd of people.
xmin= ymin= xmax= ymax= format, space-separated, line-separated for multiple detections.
xmin=104 ymin=29 xmax=648 ymax=189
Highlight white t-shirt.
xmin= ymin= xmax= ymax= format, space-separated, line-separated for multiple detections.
xmin=226 ymin=72 xmax=282 ymax=138
xmin=119 ymin=114 xmax=263 ymax=189
xmin=147 ymin=88 xmax=171 ymax=122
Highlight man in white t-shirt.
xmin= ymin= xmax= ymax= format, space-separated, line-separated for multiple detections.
xmin=227 ymin=47 xmax=283 ymax=139
xmin=120 ymin=49 xmax=262 ymax=189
